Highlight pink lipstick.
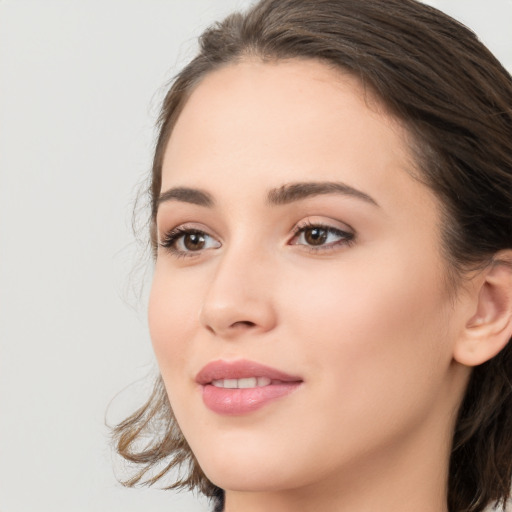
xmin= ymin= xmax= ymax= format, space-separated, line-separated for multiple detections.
xmin=196 ymin=359 xmax=303 ymax=415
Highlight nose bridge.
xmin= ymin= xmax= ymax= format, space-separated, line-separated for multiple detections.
xmin=199 ymin=236 xmax=276 ymax=337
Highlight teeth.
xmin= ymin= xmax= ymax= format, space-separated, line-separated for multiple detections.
xmin=224 ymin=379 xmax=238 ymax=389
xmin=238 ymin=377 xmax=257 ymax=388
xmin=211 ymin=377 xmax=272 ymax=389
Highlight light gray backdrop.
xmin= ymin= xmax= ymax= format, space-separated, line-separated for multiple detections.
xmin=1 ymin=1 xmax=511 ymax=511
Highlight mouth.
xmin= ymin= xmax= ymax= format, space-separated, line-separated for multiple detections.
xmin=210 ymin=377 xmax=273 ymax=388
xmin=195 ymin=359 xmax=303 ymax=415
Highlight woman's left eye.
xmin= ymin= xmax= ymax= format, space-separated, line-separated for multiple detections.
xmin=290 ymin=223 xmax=355 ymax=250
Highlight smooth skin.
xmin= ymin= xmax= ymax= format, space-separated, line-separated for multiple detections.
xmin=149 ymin=59 xmax=512 ymax=512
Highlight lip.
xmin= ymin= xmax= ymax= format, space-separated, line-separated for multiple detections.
xmin=196 ymin=359 xmax=302 ymax=384
xmin=196 ymin=359 xmax=303 ymax=415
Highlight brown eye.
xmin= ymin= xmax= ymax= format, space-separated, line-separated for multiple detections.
xmin=183 ymin=232 xmax=206 ymax=251
xmin=160 ymin=227 xmax=221 ymax=257
xmin=292 ymin=223 xmax=355 ymax=250
xmin=304 ymin=227 xmax=328 ymax=246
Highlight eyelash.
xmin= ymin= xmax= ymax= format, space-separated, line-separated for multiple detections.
xmin=159 ymin=222 xmax=355 ymax=258
xmin=159 ymin=226 xmax=218 ymax=259
xmin=290 ymin=221 xmax=355 ymax=252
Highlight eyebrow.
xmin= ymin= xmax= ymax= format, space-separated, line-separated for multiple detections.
xmin=157 ymin=181 xmax=379 ymax=209
xmin=266 ymin=181 xmax=379 ymax=207
xmin=158 ymin=187 xmax=214 ymax=207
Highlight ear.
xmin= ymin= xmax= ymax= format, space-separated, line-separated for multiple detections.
xmin=453 ymin=252 xmax=512 ymax=367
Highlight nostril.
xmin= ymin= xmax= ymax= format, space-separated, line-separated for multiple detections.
xmin=205 ymin=320 xmax=255 ymax=335
xmin=232 ymin=321 xmax=256 ymax=328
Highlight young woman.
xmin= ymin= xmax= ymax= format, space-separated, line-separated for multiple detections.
xmin=113 ymin=1 xmax=512 ymax=511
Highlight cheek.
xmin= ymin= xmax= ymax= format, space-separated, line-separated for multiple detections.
xmin=147 ymin=265 xmax=200 ymax=376
xmin=285 ymin=254 xmax=448 ymax=345
xmin=280 ymin=248 xmax=453 ymax=421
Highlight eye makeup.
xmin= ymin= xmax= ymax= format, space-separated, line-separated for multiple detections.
xmin=158 ymin=218 xmax=356 ymax=259
xmin=290 ymin=220 xmax=355 ymax=252
xmin=159 ymin=225 xmax=221 ymax=259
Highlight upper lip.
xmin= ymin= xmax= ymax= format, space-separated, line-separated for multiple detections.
xmin=195 ymin=359 xmax=303 ymax=385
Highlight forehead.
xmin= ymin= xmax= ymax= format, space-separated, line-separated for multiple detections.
xmin=161 ymin=58 xmax=426 ymax=214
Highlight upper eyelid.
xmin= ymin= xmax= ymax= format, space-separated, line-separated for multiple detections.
xmin=158 ymin=217 xmax=355 ymax=238
xmin=293 ymin=217 xmax=355 ymax=234
xmin=158 ymin=222 xmax=219 ymax=239
xmin=291 ymin=223 xmax=355 ymax=243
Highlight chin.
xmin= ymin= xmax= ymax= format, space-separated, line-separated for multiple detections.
xmin=203 ymin=463 xmax=299 ymax=493
xmin=193 ymin=441 xmax=307 ymax=493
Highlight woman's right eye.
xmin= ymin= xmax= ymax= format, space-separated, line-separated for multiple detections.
xmin=159 ymin=227 xmax=221 ymax=257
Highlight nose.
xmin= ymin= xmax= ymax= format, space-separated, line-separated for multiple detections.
xmin=199 ymin=245 xmax=277 ymax=339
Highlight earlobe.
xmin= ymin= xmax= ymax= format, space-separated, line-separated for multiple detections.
xmin=453 ymin=253 xmax=512 ymax=367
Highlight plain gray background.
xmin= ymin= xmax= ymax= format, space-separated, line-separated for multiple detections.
xmin=1 ymin=1 xmax=511 ymax=511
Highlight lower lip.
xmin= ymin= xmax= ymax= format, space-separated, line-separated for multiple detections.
xmin=201 ymin=382 xmax=302 ymax=415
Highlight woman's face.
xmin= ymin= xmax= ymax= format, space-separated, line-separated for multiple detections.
xmin=149 ymin=59 xmax=469 ymax=496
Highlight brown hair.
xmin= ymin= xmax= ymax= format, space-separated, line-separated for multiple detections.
xmin=112 ymin=1 xmax=512 ymax=511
